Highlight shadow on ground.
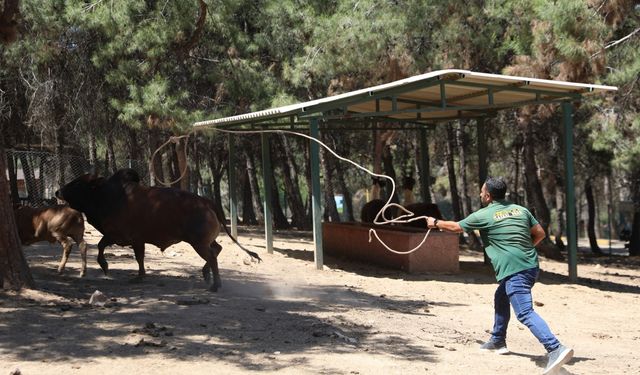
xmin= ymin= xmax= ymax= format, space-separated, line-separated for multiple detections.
xmin=1 ymin=241 xmax=441 ymax=372
xmin=243 ymin=227 xmax=640 ymax=293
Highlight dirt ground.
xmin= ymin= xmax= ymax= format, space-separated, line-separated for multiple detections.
xmin=1 ymin=224 xmax=639 ymax=375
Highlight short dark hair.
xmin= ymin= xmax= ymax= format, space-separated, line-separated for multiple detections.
xmin=485 ymin=176 xmax=507 ymax=199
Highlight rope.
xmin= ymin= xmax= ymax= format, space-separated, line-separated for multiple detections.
xmin=149 ymin=133 xmax=192 ymax=187
xmin=149 ymin=126 xmax=435 ymax=254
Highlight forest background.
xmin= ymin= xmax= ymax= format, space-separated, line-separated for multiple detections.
xmin=0 ymin=0 xmax=639 ymax=289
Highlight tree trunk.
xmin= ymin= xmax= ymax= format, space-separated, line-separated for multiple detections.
xmin=304 ymin=139 xmax=313 ymax=221
xmin=628 ymin=211 xmax=640 ymax=256
xmin=211 ymin=160 xmax=226 ymax=224
xmin=523 ymin=129 xmax=550 ymax=226
xmin=6 ymin=150 xmax=20 ymax=204
xmin=276 ymin=134 xmax=308 ymax=229
xmin=160 ymin=144 xmax=174 ymax=187
xmin=523 ymin=122 xmax=563 ymax=260
xmin=381 ymin=141 xmax=398 ymax=203
xmin=0 ymin=6 xmax=34 ymax=289
xmin=244 ymin=142 xmax=264 ymax=224
xmin=554 ymin=183 xmax=566 ymax=249
xmin=170 ymin=143 xmax=181 ymax=189
xmin=577 ymin=188 xmax=584 ymax=239
xmin=127 ymin=127 xmax=139 ymax=162
xmin=241 ymin=169 xmax=257 ymax=225
xmin=89 ymin=132 xmax=98 ymax=169
xmin=457 ymin=123 xmax=469 ymax=217
xmin=175 ymin=137 xmax=189 ymax=191
xmin=371 ymin=128 xmax=394 ymax=200
xmin=269 ymin=166 xmax=290 ymax=229
xmin=627 ymin=170 xmax=640 ymax=256
xmin=106 ymin=131 xmax=117 ymax=174
xmin=511 ymin=133 xmax=524 ymax=204
xmin=585 ymin=178 xmax=602 ymax=254
xmin=321 ymin=136 xmax=340 ymax=222
xmin=55 ymin=126 xmax=67 ymax=187
xmin=148 ymin=128 xmax=163 ymax=186
xmin=457 ymin=121 xmax=483 ymax=250
xmin=0 ymin=145 xmax=35 ymax=289
xmin=192 ymin=140 xmax=203 ymax=195
xmin=17 ymin=153 xmax=32 ymax=196
xmin=335 ymin=160 xmax=355 ymax=222
xmin=102 ymin=144 xmax=108 ymax=176
xmin=446 ymin=124 xmax=462 ymax=221
xmin=594 ymin=184 xmax=602 ymax=238
xmin=417 ymin=130 xmax=433 ymax=203
xmin=604 ymin=176 xmax=614 ymax=246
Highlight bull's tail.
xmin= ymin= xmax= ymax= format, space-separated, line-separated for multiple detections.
xmin=209 ymin=201 xmax=262 ymax=262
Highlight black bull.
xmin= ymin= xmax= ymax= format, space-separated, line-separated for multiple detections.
xmin=55 ymin=169 xmax=261 ymax=292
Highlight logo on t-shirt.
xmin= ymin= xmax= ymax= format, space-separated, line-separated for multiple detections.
xmin=493 ymin=208 xmax=523 ymax=221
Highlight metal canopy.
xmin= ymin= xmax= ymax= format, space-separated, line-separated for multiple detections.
xmin=194 ymin=69 xmax=616 ymax=128
xmin=193 ymin=69 xmax=617 ymax=282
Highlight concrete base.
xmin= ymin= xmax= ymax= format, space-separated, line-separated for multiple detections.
xmin=322 ymin=222 xmax=459 ymax=273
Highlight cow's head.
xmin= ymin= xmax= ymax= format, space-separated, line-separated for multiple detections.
xmin=55 ymin=174 xmax=105 ymax=211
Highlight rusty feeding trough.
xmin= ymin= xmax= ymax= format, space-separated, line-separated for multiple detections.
xmin=322 ymin=222 xmax=459 ymax=273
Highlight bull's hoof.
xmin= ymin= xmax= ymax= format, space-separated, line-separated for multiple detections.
xmin=207 ymin=276 xmax=222 ymax=292
xmin=202 ymin=268 xmax=211 ymax=283
xmin=99 ymin=263 xmax=109 ymax=275
xmin=79 ymin=271 xmax=86 ymax=278
xmin=57 ymin=268 xmax=65 ymax=274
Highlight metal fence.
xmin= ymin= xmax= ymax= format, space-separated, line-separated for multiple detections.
xmin=5 ymin=149 xmax=147 ymax=206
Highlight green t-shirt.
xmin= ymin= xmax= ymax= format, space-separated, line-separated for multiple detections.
xmin=458 ymin=200 xmax=539 ymax=281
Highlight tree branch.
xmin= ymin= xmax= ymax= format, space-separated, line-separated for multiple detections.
xmin=591 ymin=27 xmax=640 ymax=58
xmin=177 ymin=0 xmax=207 ymax=59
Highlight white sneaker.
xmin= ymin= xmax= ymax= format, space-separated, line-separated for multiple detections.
xmin=543 ymin=345 xmax=573 ymax=374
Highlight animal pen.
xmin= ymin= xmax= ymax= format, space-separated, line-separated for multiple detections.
xmin=194 ymin=69 xmax=617 ymax=282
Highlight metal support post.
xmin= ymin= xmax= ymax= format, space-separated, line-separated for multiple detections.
xmin=228 ymin=134 xmax=238 ymax=239
xmin=310 ymin=118 xmax=324 ymax=270
xmin=562 ymin=102 xmax=578 ymax=281
xmin=261 ymin=133 xmax=273 ymax=254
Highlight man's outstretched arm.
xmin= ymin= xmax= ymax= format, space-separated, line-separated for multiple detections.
xmin=426 ymin=217 xmax=464 ymax=233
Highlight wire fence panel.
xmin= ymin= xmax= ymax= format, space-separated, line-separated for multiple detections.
xmin=5 ymin=149 xmax=146 ymax=207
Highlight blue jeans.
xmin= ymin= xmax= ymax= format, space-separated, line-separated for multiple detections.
xmin=490 ymin=267 xmax=560 ymax=352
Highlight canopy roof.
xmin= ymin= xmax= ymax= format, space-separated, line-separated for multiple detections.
xmin=193 ymin=69 xmax=617 ymax=129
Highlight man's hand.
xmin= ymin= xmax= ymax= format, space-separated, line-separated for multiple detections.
xmin=426 ymin=217 xmax=463 ymax=233
xmin=426 ymin=216 xmax=437 ymax=228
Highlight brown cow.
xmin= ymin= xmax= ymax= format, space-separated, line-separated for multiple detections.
xmin=361 ymin=199 xmax=396 ymax=223
xmin=55 ymin=168 xmax=261 ymax=292
xmin=14 ymin=204 xmax=88 ymax=277
xmin=400 ymin=202 xmax=444 ymax=229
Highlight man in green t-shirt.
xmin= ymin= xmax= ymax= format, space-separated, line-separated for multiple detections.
xmin=425 ymin=177 xmax=573 ymax=374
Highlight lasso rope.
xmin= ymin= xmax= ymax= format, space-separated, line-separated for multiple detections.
xmin=149 ymin=134 xmax=191 ymax=187
xmin=150 ymin=127 xmax=434 ymax=255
